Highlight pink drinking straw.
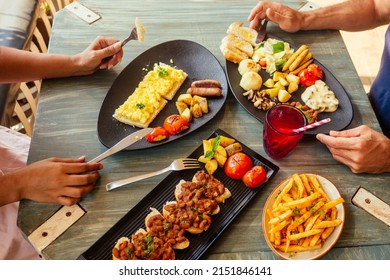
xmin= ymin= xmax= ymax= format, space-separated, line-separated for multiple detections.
xmin=292 ymin=118 xmax=332 ymax=133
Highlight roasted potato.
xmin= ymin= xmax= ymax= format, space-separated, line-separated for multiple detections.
xmin=176 ymin=101 xmax=188 ymax=115
xmin=205 ymin=159 xmax=218 ymax=175
xmin=177 ymin=93 xmax=193 ymax=105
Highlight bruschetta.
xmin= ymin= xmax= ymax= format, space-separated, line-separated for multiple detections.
xmin=145 ymin=207 xmax=190 ymax=250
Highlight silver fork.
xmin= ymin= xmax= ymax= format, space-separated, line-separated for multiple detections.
xmin=121 ymin=26 xmax=138 ymax=47
xmin=102 ymin=27 xmax=138 ymax=63
xmin=256 ymin=19 xmax=269 ymax=44
xmin=106 ymin=158 xmax=200 ymax=191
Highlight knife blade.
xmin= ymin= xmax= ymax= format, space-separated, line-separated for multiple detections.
xmin=89 ymin=127 xmax=153 ymax=163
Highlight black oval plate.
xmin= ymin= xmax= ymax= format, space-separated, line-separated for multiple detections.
xmin=225 ymin=36 xmax=353 ymax=135
xmin=98 ymin=40 xmax=228 ymax=150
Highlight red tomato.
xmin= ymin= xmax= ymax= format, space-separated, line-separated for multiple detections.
xmin=163 ymin=114 xmax=190 ymax=135
xmin=224 ymin=152 xmax=253 ymax=180
xmin=298 ymin=68 xmax=317 ymax=87
xmin=259 ymin=58 xmax=267 ymax=68
xmin=307 ymin=64 xmax=323 ymax=79
xmin=145 ymin=126 xmax=169 ymax=143
xmin=242 ymin=166 xmax=267 ymax=188
xmin=299 ymin=64 xmax=324 ymax=87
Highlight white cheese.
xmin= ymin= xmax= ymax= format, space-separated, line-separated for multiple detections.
xmin=301 ymin=80 xmax=339 ymax=112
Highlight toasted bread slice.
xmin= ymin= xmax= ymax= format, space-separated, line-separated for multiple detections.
xmin=227 ymin=21 xmax=258 ymax=46
xmin=145 ymin=63 xmax=188 ymax=101
xmin=220 ymin=41 xmax=248 ymax=64
xmin=192 ymin=170 xmax=232 ymax=203
xmin=114 ymin=63 xmax=187 ymax=127
xmin=174 ymin=180 xmax=220 ymax=215
xmin=113 ymin=96 xmax=167 ymax=128
xmin=135 ymin=17 xmax=145 ymax=42
xmin=163 ymin=201 xmax=210 ymax=235
xmin=145 ymin=207 xmax=190 ymax=250
xmin=222 ymin=34 xmax=254 ymax=57
xmin=162 ymin=72 xmax=188 ymax=101
xmin=112 ymin=237 xmax=132 ymax=260
xmin=130 ymin=228 xmax=176 ymax=260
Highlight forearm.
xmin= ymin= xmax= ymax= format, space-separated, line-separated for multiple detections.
xmin=0 ymin=173 xmax=22 ymax=207
xmin=0 ymin=47 xmax=82 ymax=83
xmin=301 ymin=0 xmax=390 ymax=31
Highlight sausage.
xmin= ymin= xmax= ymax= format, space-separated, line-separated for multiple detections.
xmin=191 ymin=79 xmax=221 ymax=88
xmin=187 ymin=87 xmax=222 ymax=97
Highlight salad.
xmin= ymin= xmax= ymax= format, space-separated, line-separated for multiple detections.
xmin=252 ymin=38 xmax=294 ymax=75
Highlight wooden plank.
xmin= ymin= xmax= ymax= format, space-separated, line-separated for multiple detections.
xmin=352 ymin=187 xmax=390 ymax=226
xmin=28 ymin=204 xmax=85 ymax=254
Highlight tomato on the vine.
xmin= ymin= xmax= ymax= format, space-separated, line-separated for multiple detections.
xmin=242 ymin=166 xmax=267 ymax=188
xmin=224 ymin=152 xmax=253 ymax=180
xmin=145 ymin=126 xmax=169 ymax=143
xmin=163 ymin=114 xmax=190 ymax=135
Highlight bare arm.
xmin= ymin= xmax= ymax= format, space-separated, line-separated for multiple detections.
xmin=0 ymin=36 xmax=123 ymax=83
xmin=248 ymin=0 xmax=390 ymax=32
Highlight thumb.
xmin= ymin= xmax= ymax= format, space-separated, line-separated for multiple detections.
xmin=96 ymin=41 xmax=122 ymax=59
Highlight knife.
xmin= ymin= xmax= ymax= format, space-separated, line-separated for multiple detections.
xmin=352 ymin=187 xmax=390 ymax=227
xmin=88 ymin=128 xmax=153 ymax=163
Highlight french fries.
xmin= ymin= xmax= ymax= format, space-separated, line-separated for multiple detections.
xmin=282 ymin=44 xmax=315 ymax=75
xmin=266 ymin=173 xmax=345 ymax=254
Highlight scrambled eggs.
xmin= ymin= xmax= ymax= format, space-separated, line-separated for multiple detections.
xmin=114 ymin=63 xmax=187 ymax=127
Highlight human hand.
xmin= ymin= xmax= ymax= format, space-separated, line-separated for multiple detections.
xmin=248 ymin=1 xmax=303 ymax=32
xmin=74 ymin=36 xmax=124 ymax=75
xmin=15 ymin=157 xmax=103 ymax=206
xmin=316 ymin=125 xmax=390 ymax=174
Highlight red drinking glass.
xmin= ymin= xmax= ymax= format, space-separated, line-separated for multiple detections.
xmin=263 ymin=104 xmax=307 ymax=160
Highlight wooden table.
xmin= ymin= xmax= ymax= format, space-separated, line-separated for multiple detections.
xmin=18 ymin=0 xmax=390 ymax=260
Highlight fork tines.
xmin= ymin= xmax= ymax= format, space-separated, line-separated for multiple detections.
xmin=182 ymin=158 xmax=200 ymax=168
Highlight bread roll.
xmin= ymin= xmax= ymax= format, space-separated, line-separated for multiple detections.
xmin=238 ymin=59 xmax=260 ymax=75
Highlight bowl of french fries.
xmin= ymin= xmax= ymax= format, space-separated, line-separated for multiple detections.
xmin=262 ymin=173 xmax=345 ymax=259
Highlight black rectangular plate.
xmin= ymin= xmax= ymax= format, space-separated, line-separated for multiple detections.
xmin=78 ymin=128 xmax=279 ymax=260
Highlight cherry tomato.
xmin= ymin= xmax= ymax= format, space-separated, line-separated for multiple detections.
xmin=163 ymin=114 xmax=190 ymax=135
xmin=259 ymin=58 xmax=267 ymax=68
xmin=224 ymin=152 xmax=253 ymax=180
xmin=298 ymin=64 xmax=323 ymax=87
xmin=307 ymin=64 xmax=323 ymax=79
xmin=242 ymin=166 xmax=267 ymax=188
xmin=145 ymin=126 xmax=169 ymax=143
